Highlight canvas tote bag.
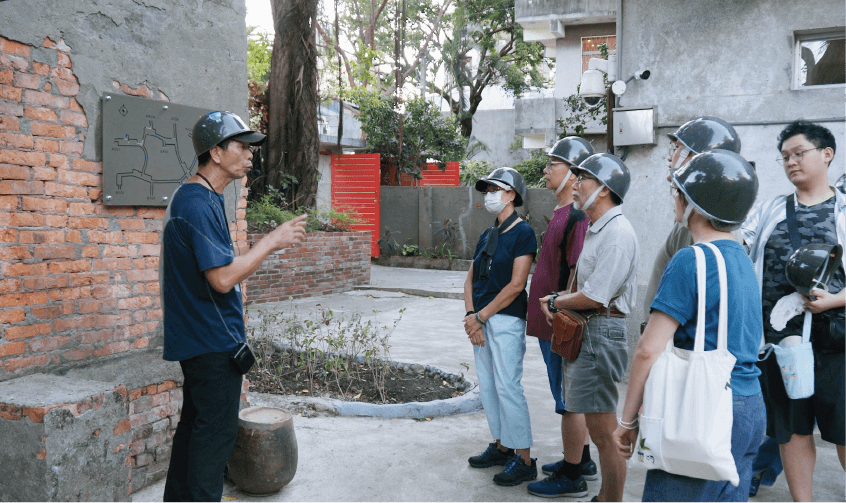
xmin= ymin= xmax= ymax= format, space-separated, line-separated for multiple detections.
xmin=633 ymin=242 xmax=739 ymax=486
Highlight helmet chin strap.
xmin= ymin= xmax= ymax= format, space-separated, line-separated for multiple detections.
xmin=554 ymin=170 xmax=572 ymax=195
xmin=671 ymin=147 xmax=691 ymax=172
xmin=681 ymin=202 xmax=696 ymax=229
xmin=574 ymin=186 xmax=603 ymax=212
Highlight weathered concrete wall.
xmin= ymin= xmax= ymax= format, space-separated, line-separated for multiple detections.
xmin=465 ymin=109 xmax=530 ymax=168
xmin=554 ymin=22 xmax=617 ymax=99
xmin=619 ymin=0 xmax=844 ymax=126
xmin=516 ymin=0 xmax=616 ymax=21
xmin=380 ymin=186 xmax=557 ymax=259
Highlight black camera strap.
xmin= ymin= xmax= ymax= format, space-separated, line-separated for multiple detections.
xmin=476 ymin=211 xmax=519 ymax=281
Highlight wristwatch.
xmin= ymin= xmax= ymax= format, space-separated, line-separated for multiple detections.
xmin=547 ymin=292 xmax=560 ymax=313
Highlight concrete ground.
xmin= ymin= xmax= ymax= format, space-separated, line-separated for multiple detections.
xmin=133 ymin=265 xmax=844 ymax=502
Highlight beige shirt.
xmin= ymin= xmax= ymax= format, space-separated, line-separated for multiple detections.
xmin=576 ymin=205 xmax=639 ymax=314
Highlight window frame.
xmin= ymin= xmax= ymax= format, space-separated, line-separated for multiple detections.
xmin=580 ymin=35 xmax=617 ymax=73
xmin=793 ymin=29 xmax=845 ymax=90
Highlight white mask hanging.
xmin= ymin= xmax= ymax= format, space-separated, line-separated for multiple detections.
xmin=574 ymin=185 xmax=604 ymax=212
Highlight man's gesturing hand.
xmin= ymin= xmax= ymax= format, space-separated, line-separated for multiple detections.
xmin=268 ymin=214 xmax=308 ymax=251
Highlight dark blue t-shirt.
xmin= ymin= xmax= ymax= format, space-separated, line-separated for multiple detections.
xmin=160 ymin=183 xmax=245 ymax=361
xmin=651 ymin=240 xmax=762 ymax=396
xmin=472 ymin=220 xmax=537 ymax=319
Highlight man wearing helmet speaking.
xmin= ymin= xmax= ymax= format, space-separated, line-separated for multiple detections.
xmin=539 ymin=153 xmax=639 ymax=502
xmin=160 ymin=111 xmax=307 ymax=501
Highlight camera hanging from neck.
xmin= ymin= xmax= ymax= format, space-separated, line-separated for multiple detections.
xmin=475 ymin=211 xmax=520 ymax=281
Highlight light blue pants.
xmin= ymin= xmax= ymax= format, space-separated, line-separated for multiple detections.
xmin=473 ymin=313 xmax=533 ymax=450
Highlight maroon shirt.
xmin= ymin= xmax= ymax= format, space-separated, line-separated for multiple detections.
xmin=526 ymin=204 xmax=589 ymax=341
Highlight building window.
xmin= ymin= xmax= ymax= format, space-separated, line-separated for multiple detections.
xmin=794 ymin=30 xmax=845 ymax=89
xmin=581 ymin=36 xmax=617 ymax=73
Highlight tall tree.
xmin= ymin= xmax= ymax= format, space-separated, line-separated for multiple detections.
xmin=434 ymin=0 xmax=548 ymax=137
xmin=316 ymin=0 xmax=452 ymax=95
xmin=262 ymin=0 xmax=321 ymax=209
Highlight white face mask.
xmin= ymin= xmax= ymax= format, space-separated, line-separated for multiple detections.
xmin=573 ymin=186 xmax=603 ymax=211
xmin=484 ymin=191 xmax=508 ymax=214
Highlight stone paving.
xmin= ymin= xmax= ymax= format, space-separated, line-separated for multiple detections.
xmin=133 ymin=265 xmax=844 ymax=502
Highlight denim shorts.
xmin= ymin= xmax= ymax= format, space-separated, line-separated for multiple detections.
xmin=562 ymin=315 xmax=628 ymax=414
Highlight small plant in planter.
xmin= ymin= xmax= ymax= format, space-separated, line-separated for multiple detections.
xmin=245 ymin=193 xmax=361 ymax=234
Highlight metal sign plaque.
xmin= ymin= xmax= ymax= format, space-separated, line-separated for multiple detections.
xmin=101 ymin=93 xmax=212 ymax=206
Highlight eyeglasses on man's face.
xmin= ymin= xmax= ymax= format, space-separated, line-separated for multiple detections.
xmin=575 ymin=173 xmax=597 ymax=185
xmin=485 ymin=186 xmax=505 ymax=194
xmin=777 ymin=147 xmax=822 ymax=166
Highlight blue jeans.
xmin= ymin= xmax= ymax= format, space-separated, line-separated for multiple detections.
xmin=474 ymin=314 xmax=532 ymax=449
xmin=751 ymin=436 xmax=783 ymax=486
xmin=538 ymin=339 xmax=566 ymax=415
xmin=641 ymin=392 xmax=766 ymax=502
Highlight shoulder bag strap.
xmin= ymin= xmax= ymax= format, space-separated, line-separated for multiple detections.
xmin=701 ymin=242 xmax=729 ymax=351
xmin=692 ymin=246 xmax=708 ymax=352
xmin=785 ymin=194 xmax=801 ymax=250
xmin=557 ymin=209 xmax=585 ymax=291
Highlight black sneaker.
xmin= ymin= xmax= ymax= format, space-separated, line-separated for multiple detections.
xmin=541 ymin=458 xmax=598 ymax=481
xmin=468 ymin=442 xmax=513 ymax=468
xmin=527 ymin=471 xmax=589 ymax=498
xmin=493 ymin=455 xmax=538 ymax=486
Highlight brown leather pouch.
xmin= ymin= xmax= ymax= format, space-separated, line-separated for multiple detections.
xmin=551 ymin=310 xmax=589 ymax=361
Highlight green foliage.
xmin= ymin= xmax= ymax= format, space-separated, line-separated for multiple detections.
xmin=245 ymin=193 xmax=361 ymax=233
xmin=511 ymin=150 xmax=547 ymax=188
xmin=248 ymin=307 xmax=404 ymax=402
xmin=348 ymin=87 xmax=465 ymax=179
xmin=436 ymin=0 xmax=550 ymax=136
xmin=247 ymin=28 xmax=272 ymax=85
xmin=556 ymin=42 xmax=609 ymax=139
xmin=459 ymin=159 xmax=493 ymax=186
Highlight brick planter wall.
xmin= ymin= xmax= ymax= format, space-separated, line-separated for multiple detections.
xmin=245 ymin=231 xmax=371 ymax=304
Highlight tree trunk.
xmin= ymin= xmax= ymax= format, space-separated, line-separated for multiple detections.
xmin=266 ymin=0 xmax=320 ymax=210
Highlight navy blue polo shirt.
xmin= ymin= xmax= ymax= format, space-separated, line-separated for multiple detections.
xmin=471 ymin=220 xmax=537 ymax=319
xmin=160 ymin=183 xmax=245 ymax=361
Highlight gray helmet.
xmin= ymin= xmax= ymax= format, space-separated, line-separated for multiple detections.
xmin=192 ymin=111 xmax=266 ymax=156
xmin=672 ymin=149 xmax=758 ymax=226
xmin=475 ymin=167 xmax=528 ymax=207
xmin=668 ymin=116 xmax=741 ymax=154
xmin=547 ymin=136 xmax=594 ymax=166
xmin=570 ymin=153 xmax=631 ymax=203
xmin=786 ymin=243 xmax=843 ymax=297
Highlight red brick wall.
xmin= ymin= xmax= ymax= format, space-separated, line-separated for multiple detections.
xmin=0 ymin=34 xmax=250 ymax=380
xmin=245 ymin=231 xmax=371 ymax=304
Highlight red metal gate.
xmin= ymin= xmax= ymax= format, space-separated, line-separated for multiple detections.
xmin=330 ymin=154 xmax=381 ymax=257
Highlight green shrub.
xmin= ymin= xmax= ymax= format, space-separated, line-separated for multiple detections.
xmin=246 ymin=196 xmax=361 ymax=233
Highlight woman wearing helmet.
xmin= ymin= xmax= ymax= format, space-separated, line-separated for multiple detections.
xmin=613 ymin=150 xmax=766 ymax=501
xmin=464 ymin=167 xmax=539 ymax=487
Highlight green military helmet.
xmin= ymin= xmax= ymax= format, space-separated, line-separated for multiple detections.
xmin=786 ymin=243 xmax=843 ymax=297
xmin=570 ymin=153 xmax=631 ymax=203
xmin=668 ymin=116 xmax=741 ymax=154
xmin=547 ymin=136 xmax=594 ymax=166
xmin=475 ymin=167 xmax=528 ymax=207
xmin=192 ymin=111 xmax=266 ymax=157
xmin=672 ymin=149 xmax=758 ymax=226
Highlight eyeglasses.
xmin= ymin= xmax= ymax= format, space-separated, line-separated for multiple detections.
xmin=546 ymin=159 xmax=568 ymax=169
xmin=670 ymin=185 xmax=680 ymax=197
xmin=485 ymin=186 xmax=505 ymax=193
xmin=777 ymin=147 xmax=822 ymax=165
xmin=575 ymin=173 xmax=597 ymax=184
